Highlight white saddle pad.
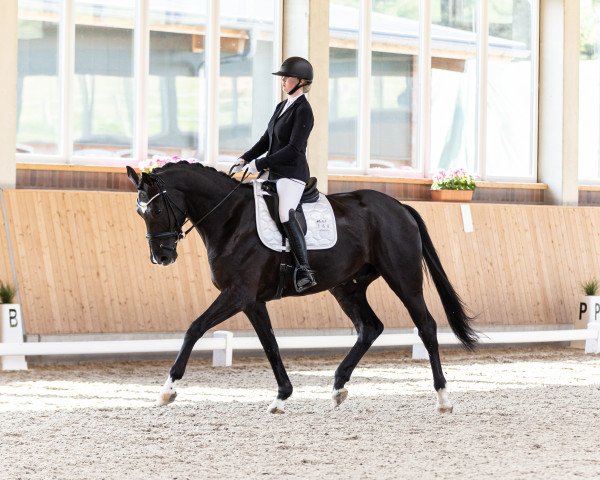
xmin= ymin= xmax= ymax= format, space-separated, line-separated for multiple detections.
xmin=253 ymin=180 xmax=337 ymax=252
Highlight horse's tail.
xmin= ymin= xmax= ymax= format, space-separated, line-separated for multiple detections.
xmin=402 ymin=204 xmax=478 ymax=350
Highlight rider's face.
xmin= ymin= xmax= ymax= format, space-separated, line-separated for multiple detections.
xmin=281 ymin=76 xmax=301 ymax=95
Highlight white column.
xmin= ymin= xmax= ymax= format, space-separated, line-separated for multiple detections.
xmin=308 ymin=0 xmax=329 ymax=192
xmin=418 ymin=1 xmax=431 ymax=175
xmin=476 ymin=0 xmax=489 ymax=179
xmin=538 ymin=0 xmax=579 ymax=205
xmin=282 ymin=0 xmax=329 ymax=192
xmin=133 ymin=0 xmax=149 ymax=164
xmin=205 ymin=0 xmax=220 ymax=165
xmin=0 ymin=0 xmax=18 ymax=188
xmin=357 ymin=0 xmax=372 ymax=175
xmin=59 ymin=0 xmax=75 ymax=163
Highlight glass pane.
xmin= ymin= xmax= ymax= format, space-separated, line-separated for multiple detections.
xmin=430 ymin=0 xmax=477 ymax=175
xmin=486 ymin=0 xmax=534 ymax=178
xmin=17 ymin=0 xmax=61 ymax=155
xmin=370 ymin=1 xmax=419 ymax=171
xmin=219 ymin=0 xmax=275 ymax=163
xmin=329 ymin=0 xmax=359 ymax=168
xmin=148 ymin=1 xmax=207 ymax=160
xmin=579 ymin=0 xmax=600 ymax=181
xmin=73 ymin=0 xmax=135 ymax=158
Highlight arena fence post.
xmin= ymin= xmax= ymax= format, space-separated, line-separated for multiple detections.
xmin=412 ymin=327 xmax=428 ymax=360
xmin=585 ymin=322 xmax=600 ymax=354
xmin=212 ymin=330 xmax=233 ymax=367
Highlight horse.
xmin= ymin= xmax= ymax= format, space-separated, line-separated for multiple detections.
xmin=126 ymin=161 xmax=477 ymax=414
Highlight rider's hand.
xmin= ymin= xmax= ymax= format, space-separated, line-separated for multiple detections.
xmin=231 ymin=158 xmax=246 ymax=174
xmin=247 ymin=160 xmax=259 ymax=175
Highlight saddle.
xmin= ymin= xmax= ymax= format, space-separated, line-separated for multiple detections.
xmin=260 ymin=177 xmax=320 ymax=236
xmin=252 ymin=178 xmax=337 ymax=299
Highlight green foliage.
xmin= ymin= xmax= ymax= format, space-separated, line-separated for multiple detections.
xmin=581 ymin=279 xmax=600 ymax=296
xmin=0 ymin=280 xmax=16 ymax=304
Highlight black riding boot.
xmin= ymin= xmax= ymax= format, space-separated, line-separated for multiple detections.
xmin=282 ymin=210 xmax=317 ymax=293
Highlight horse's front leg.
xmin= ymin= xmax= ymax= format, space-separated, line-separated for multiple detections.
xmin=158 ymin=290 xmax=246 ymax=406
xmin=244 ymin=302 xmax=293 ymax=414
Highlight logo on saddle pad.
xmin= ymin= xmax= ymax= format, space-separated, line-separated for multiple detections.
xmin=253 ymin=180 xmax=337 ymax=252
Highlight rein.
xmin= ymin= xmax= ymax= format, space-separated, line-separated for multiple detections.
xmin=141 ymin=167 xmax=251 ymax=248
xmin=180 ymin=167 xmax=251 ymax=237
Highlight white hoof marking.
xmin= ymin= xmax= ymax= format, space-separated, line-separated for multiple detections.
xmin=436 ymin=387 xmax=453 ymax=414
xmin=267 ymin=398 xmax=285 ymax=414
xmin=332 ymin=388 xmax=348 ymax=407
xmin=158 ymin=376 xmax=177 ymax=406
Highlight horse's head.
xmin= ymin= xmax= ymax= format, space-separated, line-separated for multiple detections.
xmin=126 ymin=166 xmax=187 ymax=266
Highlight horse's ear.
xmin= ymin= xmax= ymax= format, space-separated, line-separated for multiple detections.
xmin=126 ymin=166 xmax=140 ymax=188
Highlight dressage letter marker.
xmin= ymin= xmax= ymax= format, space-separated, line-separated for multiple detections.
xmin=1 ymin=304 xmax=28 ymax=370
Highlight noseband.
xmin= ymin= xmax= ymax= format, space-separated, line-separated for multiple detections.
xmin=138 ymin=177 xmax=187 ymax=256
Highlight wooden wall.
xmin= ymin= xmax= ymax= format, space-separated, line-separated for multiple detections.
xmin=2 ymin=189 xmax=599 ymax=335
xmin=0 ymin=193 xmax=14 ymax=292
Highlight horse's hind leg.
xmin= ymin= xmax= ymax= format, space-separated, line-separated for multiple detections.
xmin=329 ymin=273 xmax=383 ymax=407
xmin=244 ymin=302 xmax=293 ymax=414
xmin=159 ymin=290 xmax=246 ymax=406
xmin=383 ymin=274 xmax=452 ymax=413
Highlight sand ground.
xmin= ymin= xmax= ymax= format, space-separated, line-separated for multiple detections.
xmin=1 ymin=346 xmax=599 ymax=480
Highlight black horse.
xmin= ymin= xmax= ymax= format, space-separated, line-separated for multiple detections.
xmin=126 ymin=161 xmax=477 ymax=414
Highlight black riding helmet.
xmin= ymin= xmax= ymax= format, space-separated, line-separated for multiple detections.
xmin=273 ymin=57 xmax=313 ymax=95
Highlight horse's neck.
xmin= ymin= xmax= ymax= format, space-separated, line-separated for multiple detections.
xmin=176 ymin=168 xmax=249 ymax=239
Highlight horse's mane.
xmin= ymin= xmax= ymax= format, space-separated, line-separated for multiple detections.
xmin=151 ymin=160 xmax=252 ymax=190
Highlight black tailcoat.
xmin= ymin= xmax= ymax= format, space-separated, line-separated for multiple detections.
xmin=241 ymin=94 xmax=314 ymax=182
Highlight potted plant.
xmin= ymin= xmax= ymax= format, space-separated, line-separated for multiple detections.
xmin=430 ymin=167 xmax=477 ymax=202
xmin=574 ymin=279 xmax=600 ymax=348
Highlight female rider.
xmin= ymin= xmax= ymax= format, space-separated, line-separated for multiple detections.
xmin=233 ymin=56 xmax=316 ymax=292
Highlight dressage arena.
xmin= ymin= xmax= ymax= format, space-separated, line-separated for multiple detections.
xmin=0 ymin=347 xmax=599 ymax=479
xmin=3 ymin=2 xmax=600 ymax=480
xmin=2 ymin=190 xmax=600 ymax=480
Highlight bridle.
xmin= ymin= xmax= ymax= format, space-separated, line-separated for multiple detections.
xmin=138 ymin=168 xmax=251 ymax=257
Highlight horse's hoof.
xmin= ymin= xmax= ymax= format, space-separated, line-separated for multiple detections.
xmin=332 ymin=388 xmax=348 ymax=407
xmin=267 ymin=398 xmax=285 ymax=414
xmin=435 ymin=388 xmax=452 ymax=413
xmin=158 ymin=390 xmax=177 ymax=406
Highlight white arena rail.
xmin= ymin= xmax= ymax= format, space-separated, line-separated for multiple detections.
xmin=1 ymin=325 xmax=599 ymax=370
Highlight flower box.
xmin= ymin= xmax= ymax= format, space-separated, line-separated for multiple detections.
xmin=430 ymin=189 xmax=473 ymax=202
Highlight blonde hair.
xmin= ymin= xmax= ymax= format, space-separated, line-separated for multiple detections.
xmin=302 ymin=82 xmax=312 ymax=93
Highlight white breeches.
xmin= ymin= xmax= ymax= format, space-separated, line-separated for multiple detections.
xmin=276 ymin=178 xmax=306 ymax=223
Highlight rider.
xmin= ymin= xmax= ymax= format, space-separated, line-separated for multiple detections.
xmin=233 ymin=56 xmax=316 ymax=292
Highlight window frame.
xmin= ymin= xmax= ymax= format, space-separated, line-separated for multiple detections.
xmin=16 ymin=0 xmax=282 ymax=169
xmin=327 ymin=0 xmax=540 ymax=183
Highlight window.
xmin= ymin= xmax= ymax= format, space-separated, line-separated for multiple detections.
xmin=73 ymin=0 xmax=135 ymax=157
xmin=17 ymin=0 xmax=61 ymax=155
xmin=218 ymin=0 xmax=276 ymax=162
xmin=486 ymin=0 xmax=535 ymax=179
xmin=16 ymin=0 xmax=278 ymax=166
xmin=328 ymin=0 xmax=539 ymax=181
xmin=430 ymin=0 xmax=477 ymax=175
xmin=370 ymin=2 xmax=419 ymax=171
xmin=579 ymin=0 xmax=600 ymax=183
xmin=328 ymin=0 xmax=359 ymax=168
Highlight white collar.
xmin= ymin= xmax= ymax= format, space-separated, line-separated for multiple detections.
xmin=285 ymin=93 xmax=304 ymax=105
